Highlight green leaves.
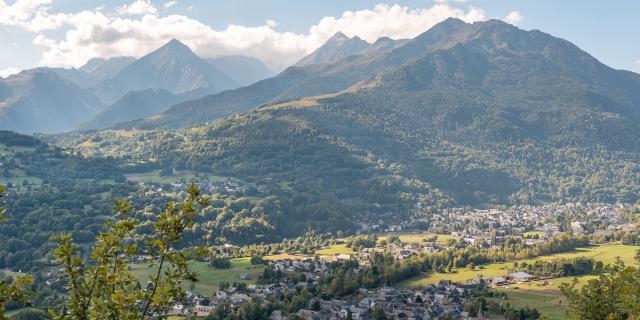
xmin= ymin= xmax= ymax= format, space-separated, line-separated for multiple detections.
xmin=561 ymin=250 xmax=640 ymax=319
xmin=50 ymin=183 xmax=208 ymax=320
xmin=0 ymin=274 xmax=33 ymax=320
xmin=0 ymin=186 xmax=6 ymax=222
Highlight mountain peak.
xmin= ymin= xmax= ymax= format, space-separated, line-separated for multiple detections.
xmin=329 ymin=31 xmax=348 ymax=40
xmin=295 ymin=32 xmax=370 ymax=66
xmin=159 ymin=38 xmax=192 ymax=52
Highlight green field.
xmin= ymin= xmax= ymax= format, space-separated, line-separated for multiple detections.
xmin=124 ymin=170 xmax=226 ymax=185
xmin=130 ymin=258 xmax=264 ymax=296
xmin=403 ymin=244 xmax=639 ymax=288
xmin=378 ymin=232 xmax=454 ymax=244
xmin=402 ymin=244 xmax=639 ymax=320
xmin=315 ymin=243 xmax=354 ymax=255
xmin=0 ymin=144 xmax=35 ymax=156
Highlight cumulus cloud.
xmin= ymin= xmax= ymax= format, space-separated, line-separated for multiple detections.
xmin=7 ymin=2 xmax=487 ymax=70
xmin=0 ymin=67 xmax=20 ymax=78
xmin=164 ymin=1 xmax=178 ymax=9
xmin=0 ymin=0 xmax=65 ymax=31
xmin=504 ymin=11 xmax=523 ymax=25
xmin=117 ymin=0 xmax=158 ymax=16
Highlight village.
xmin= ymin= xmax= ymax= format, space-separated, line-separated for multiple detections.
xmin=170 ymin=258 xmax=488 ymax=319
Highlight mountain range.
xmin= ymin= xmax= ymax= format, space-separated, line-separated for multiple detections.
xmin=48 ymin=18 xmax=640 ymax=235
xmin=0 ymin=39 xmax=274 ymax=133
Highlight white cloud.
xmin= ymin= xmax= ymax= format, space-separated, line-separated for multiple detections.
xmin=435 ymin=0 xmax=469 ymax=3
xmin=0 ymin=0 xmax=62 ymax=31
xmin=504 ymin=11 xmax=523 ymax=25
xmin=0 ymin=67 xmax=20 ymax=78
xmin=164 ymin=1 xmax=178 ymax=9
xmin=6 ymin=2 xmax=487 ymax=70
xmin=117 ymin=0 xmax=158 ymax=16
xmin=266 ymin=19 xmax=278 ymax=28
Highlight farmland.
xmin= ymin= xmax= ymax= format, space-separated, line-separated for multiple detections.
xmin=402 ymin=244 xmax=640 ymax=320
xmin=130 ymin=258 xmax=264 ymax=296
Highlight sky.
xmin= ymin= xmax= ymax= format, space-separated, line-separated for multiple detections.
xmin=0 ymin=0 xmax=639 ymax=77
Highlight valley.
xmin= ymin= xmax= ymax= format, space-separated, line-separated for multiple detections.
xmin=1 ymin=9 xmax=640 ymax=320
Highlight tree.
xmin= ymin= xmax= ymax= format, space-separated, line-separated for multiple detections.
xmin=561 ymin=253 xmax=640 ymax=319
xmin=0 ymin=185 xmax=34 ymax=320
xmin=0 ymin=186 xmax=6 ymax=222
xmin=8 ymin=308 xmax=48 ymax=320
xmin=50 ymin=183 xmax=208 ymax=320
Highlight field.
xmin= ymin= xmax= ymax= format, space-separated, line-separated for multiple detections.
xmin=402 ymin=244 xmax=639 ymax=320
xmin=315 ymin=243 xmax=354 ymax=255
xmin=264 ymin=253 xmax=311 ymax=261
xmin=124 ymin=170 xmax=226 ymax=184
xmin=377 ymin=232 xmax=454 ymax=244
xmin=130 ymin=258 xmax=264 ymax=295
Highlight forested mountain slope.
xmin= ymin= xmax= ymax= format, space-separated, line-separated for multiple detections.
xmin=48 ymin=18 xmax=640 ymax=239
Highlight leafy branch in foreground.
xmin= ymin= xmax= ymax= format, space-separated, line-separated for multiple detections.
xmin=0 ymin=185 xmax=34 ymax=319
xmin=560 ymin=251 xmax=640 ymax=320
xmin=51 ymin=183 xmax=208 ymax=320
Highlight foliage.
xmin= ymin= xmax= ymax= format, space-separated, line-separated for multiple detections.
xmin=0 ymin=185 xmax=34 ymax=320
xmin=209 ymin=255 xmax=231 ymax=269
xmin=49 ymin=183 xmax=207 ymax=319
xmin=523 ymin=257 xmax=601 ymax=278
xmin=560 ymin=251 xmax=640 ymax=320
xmin=0 ymin=186 xmax=6 ymax=222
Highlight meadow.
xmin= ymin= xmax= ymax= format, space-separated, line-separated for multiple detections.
xmin=124 ymin=170 xmax=226 ymax=185
xmin=130 ymin=257 xmax=264 ymax=296
xmin=402 ymin=244 xmax=639 ymax=320
xmin=377 ymin=232 xmax=455 ymax=244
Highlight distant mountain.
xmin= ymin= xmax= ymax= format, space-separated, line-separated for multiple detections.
xmin=0 ymin=69 xmax=104 ymax=133
xmin=295 ymin=32 xmax=370 ymax=67
xmin=80 ymin=56 xmax=135 ymax=83
xmin=207 ymin=55 xmax=275 ymax=86
xmin=82 ymin=88 xmax=214 ymax=130
xmin=365 ymin=37 xmax=407 ymax=55
xmin=73 ymin=18 xmax=640 ymax=219
xmin=97 ymin=39 xmax=239 ymax=103
xmin=121 ymin=21 xmax=494 ymax=130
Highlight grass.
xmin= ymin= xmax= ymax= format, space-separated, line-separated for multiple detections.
xmin=493 ymin=289 xmax=567 ymax=320
xmin=401 ymin=244 xmax=639 ymax=320
xmin=264 ymin=253 xmax=311 ymax=261
xmin=523 ymin=231 xmax=546 ymax=238
xmin=378 ymin=232 xmax=454 ymax=244
xmin=316 ymin=243 xmax=354 ymax=255
xmin=402 ymin=244 xmax=639 ymax=288
xmin=0 ymin=144 xmax=35 ymax=156
xmin=125 ymin=170 xmax=227 ymax=185
xmin=130 ymin=258 xmax=264 ymax=296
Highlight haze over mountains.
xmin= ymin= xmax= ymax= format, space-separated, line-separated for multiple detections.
xmin=48 ymin=18 xmax=640 ymax=233
xmin=0 ymin=39 xmax=274 ymax=133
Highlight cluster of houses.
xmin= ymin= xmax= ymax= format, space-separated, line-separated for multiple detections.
xmin=292 ymin=285 xmax=485 ymax=320
xmin=377 ymin=202 xmax=637 ymax=241
xmin=170 ymin=280 xmax=488 ymax=319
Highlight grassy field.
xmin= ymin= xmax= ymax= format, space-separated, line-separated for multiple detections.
xmin=377 ymin=232 xmax=455 ymax=244
xmin=402 ymin=244 xmax=639 ymax=288
xmin=130 ymin=258 xmax=264 ymax=296
xmin=125 ymin=170 xmax=226 ymax=185
xmin=402 ymin=244 xmax=639 ymax=320
xmin=265 ymin=253 xmax=311 ymax=260
xmin=316 ymin=243 xmax=354 ymax=255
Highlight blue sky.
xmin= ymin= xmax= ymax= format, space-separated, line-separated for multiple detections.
xmin=0 ymin=0 xmax=638 ymax=76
